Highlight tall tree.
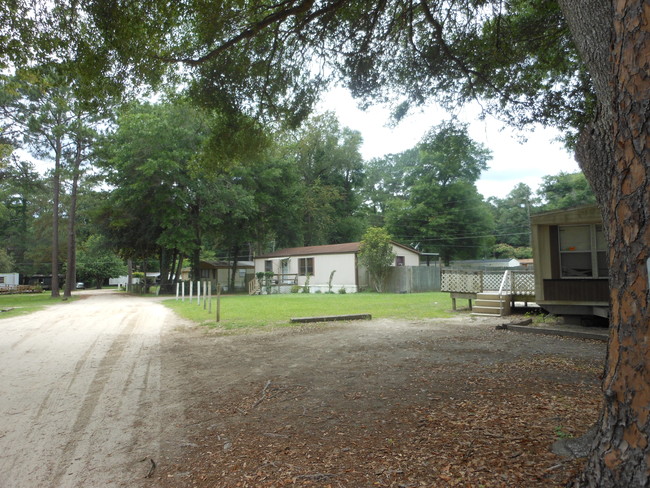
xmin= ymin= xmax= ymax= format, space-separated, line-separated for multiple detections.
xmin=97 ymin=100 xmax=211 ymax=286
xmin=1 ymin=66 xmax=109 ymax=296
xmin=1 ymin=67 xmax=71 ymax=296
xmin=358 ymin=227 xmax=396 ymax=293
xmin=0 ymin=157 xmax=46 ymax=275
xmin=384 ymin=121 xmax=494 ymax=263
xmin=283 ymin=112 xmax=366 ymax=245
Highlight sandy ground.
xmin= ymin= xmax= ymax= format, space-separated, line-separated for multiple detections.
xmin=0 ymin=290 xmax=607 ymax=488
xmin=0 ymin=290 xmax=182 ymax=488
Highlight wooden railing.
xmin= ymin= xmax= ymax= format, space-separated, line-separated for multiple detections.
xmin=249 ymin=274 xmax=299 ymax=294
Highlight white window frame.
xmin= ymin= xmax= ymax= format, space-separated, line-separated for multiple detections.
xmin=298 ymin=257 xmax=314 ymax=276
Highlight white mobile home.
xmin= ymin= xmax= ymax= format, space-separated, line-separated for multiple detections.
xmin=0 ymin=273 xmax=20 ymax=288
xmin=254 ymin=241 xmax=420 ymax=293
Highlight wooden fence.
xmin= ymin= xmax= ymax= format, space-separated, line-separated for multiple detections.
xmin=382 ymin=265 xmax=441 ymax=293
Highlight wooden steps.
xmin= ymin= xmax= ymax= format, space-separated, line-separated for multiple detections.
xmin=471 ymin=292 xmax=511 ymax=316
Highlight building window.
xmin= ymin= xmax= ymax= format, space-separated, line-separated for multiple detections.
xmin=559 ymin=224 xmax=607 ymax=278
xmin=0 ymin=277 xmax=4 ymax=284
xmin=264 ymin=260 xmax=273 ymax=272
xmin=298 ymin=257 xmax=314 ymax=276
xmin=201 ymin=269 xmax=211 ymax=279
xmin=395 ymin=256 xmax=405 ymax=266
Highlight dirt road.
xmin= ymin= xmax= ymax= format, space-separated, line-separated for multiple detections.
xmin=0 ymin=290 xmax=181 ymax=488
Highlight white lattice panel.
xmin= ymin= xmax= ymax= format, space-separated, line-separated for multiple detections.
xmin=442 ymin=269 xmax=535 ymax=295
xmin=441 ymin=270 xmax=482 ymax=293
xmin=510 ymin=271 xmax=535 ymax=294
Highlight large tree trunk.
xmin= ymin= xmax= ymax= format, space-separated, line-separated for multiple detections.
xmin=64 ymin=149 xmax=82 ymax=298
xmin=50 ymin=144 xmax=62 ymax=298
xmin=229 ymin=243 xmax=240 ymax=292
xmin=558 ymin=0 xmax=650 ymax=485
xmin=159 ymin=246 xmax=171 ymax=293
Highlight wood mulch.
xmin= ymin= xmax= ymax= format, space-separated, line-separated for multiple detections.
xmin=153 ymin=352 xmax=601 ymax=487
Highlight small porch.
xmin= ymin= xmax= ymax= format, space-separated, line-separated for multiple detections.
xmin=249 ymin=273 xmax=299 ymax=295
xmin=441 ymin=269 xmax=536 ymax=316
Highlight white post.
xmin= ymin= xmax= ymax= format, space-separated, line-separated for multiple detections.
xmin=189 ymin=281 xmax=193 ymax=303
xmin=182 ymin=281 xmax=185 ymax=302
xmin=203 ymin=280 xmax=207 ymax=310
xmin=176 ymin=282 xmax=179 ymax=300
xmin=197 ymin=280 xmax=201 ymax=305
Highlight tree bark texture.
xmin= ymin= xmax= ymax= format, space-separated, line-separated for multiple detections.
xmin=559 ymin=0 xmax=650 ymax=486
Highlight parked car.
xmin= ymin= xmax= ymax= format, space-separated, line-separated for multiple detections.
xmin=75 ymin=282 xmax=85 ymax=289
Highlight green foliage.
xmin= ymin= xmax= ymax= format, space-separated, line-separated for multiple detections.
xmin=554 ymin=425 xmax=573 ymax=440
xmin=290 ymin=285 xmax=301 ymax=294
xmin=488 ymin=183 xmax=536 ymax=248
xmin=536 ymin=171 xmax=596 ymax=211
xmin=492 ymin=243 xmax=517 ymax=259
xmin=75 ymin=235 xmax=127 ymax=288
xmin=358 ymin=227 xmax=396 ymax=293
xmin=264 ymin=271 xmax=274 ymax=295
xmin=0 ymin=248 xmax=14 ymax=272
xmin=492 ymin=243 xmax=532 ymax=259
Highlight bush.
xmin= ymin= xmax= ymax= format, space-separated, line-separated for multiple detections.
xmin=338 ymin=287 xmax=347 ymax=294
xmin=291 ymin=285 xmax=301 ymax=294
xmin=302 ymin=273 xmax=311 ymax=294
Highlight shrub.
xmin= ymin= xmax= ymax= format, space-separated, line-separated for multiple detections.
xmin=291 ymin=285 xmax=301 ymax=294
xmin=302 ymin=273 xmax=311 ymax=293
xmin=338 ymin=287 xmax=347 ymax=294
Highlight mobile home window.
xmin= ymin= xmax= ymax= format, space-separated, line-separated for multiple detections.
xmin=298 ymin=257 xmax=314 ymax=276
xmin=559 ymin=224 xmax=607 ymax=278
xmin=264 ymin=260 xmax=273 ymax=272
xmin=395 ymin=256 xmax=405 ymax=266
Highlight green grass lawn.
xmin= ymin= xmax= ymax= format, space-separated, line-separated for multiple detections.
xmin=163 ymin=291 xmax=455 ymax=330
xmin=0 ymin=292 xmax=78 ymax=319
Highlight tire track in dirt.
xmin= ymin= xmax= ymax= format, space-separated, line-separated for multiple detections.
xmin=0 ymin=291 xmax=181 ymax=488
xmin=49 ymin=315 xmax=139 ymax=486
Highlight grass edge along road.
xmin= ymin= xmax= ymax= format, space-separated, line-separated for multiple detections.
xmin=0 ymin=292 xmax=79 ymax=319
xmin=163 ymin=291 xmax=455 ymax=330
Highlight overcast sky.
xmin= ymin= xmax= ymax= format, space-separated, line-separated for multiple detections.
xmin=317 ymin=86 xmax=580 ymax=199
